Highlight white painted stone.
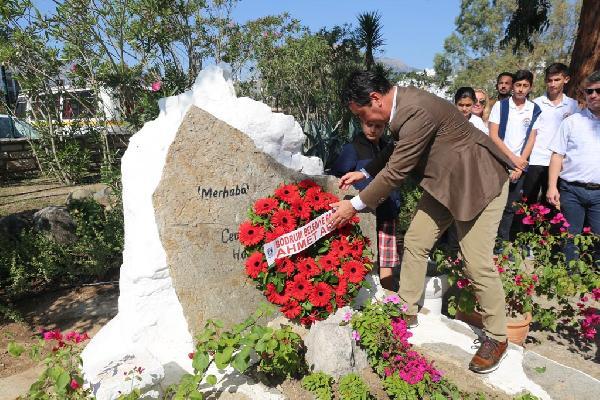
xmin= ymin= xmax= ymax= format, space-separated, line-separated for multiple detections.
xmin=82 ymin=64 xmax=324 ymax=399
xmin=419 ymin=274 xmax=450 ymax=316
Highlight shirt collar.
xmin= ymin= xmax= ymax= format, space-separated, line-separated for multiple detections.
xmin=389 ymin=86 xmax=398 ymax=124
xmin=585 ymin=108 xmax=600 ymax=121
xmin=542 ymin=93 xmax=569 ymax=107
xmin=509 ymin=97 xmax=533 ymax=111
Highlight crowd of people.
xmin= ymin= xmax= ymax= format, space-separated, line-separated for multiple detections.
xmin=328 ymin=66 xmax=599 ymax=373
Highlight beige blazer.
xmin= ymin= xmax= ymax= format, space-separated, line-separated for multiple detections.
xmin=360 ymin=86 xmax=512 ymax=221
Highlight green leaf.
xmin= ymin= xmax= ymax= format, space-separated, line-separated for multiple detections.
xmin=215 ymin=346 xmax=234 ymax=369
xmin=206 ymin=374 xmax=217 ymax=385
xmin=192 ymin=352 xmax=210 ymax=374
xmin=7 ymin=341 xmax=25 ymax=357
xmin=231 ymin=346 xmax=252 ymax=373
xmin=55 ymin=370 xmax=71 ymax=390
xmin=534 ymin=366 xmax=546 ymax=374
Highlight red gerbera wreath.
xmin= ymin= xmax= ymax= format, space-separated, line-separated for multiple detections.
xmin=238 ymin=180 xmax=373 ymax=326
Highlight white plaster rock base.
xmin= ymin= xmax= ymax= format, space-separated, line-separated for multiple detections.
xmin=81 ymin=64 xmax=324 ymax=399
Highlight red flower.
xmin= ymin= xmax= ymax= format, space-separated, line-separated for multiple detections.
xmin=281 ymin=300 xmax=302 ymax=319
xmin=298 ymin=179 xmax=319 ymax=189
xmin=318 ymin=253 xmax=340 ymax=272
xmin=514 ymin=275 xmax=523 ymax=286
xmin=309 ymin=282 xmax=333 ymax=307
xmin=70 ymin=379 xmax=80 ymax=390
xmin=271 ymin=209 xmax=297 ymax=232
xmin=245 ymin=251 xmax=267 ymax=278
xmin=342 ymin=260 xmax=367 ymax=284
xmin=349 ymin=240 xmax=364 ymax=258
xmin=274 ymin=184 xmax=300 ymax=203
xmin=522 ymin=215 xmax=535 ymax=225
xmin=305 ymin=187 xmax=329 ymax=210
xmin=300 ymin=312 xmax=319 ymax=326
xmin=583 ymin=226 xmax=592 ymax=234
xmin=296 ymin=257 xmax=320 ymax=277
xmin=238 ymin=222 xmax=265 ymax=246
xmin=253 ymin=197 xmax=279 ymax=215
xmin=457 ymin=278 xmax=471 ymax=288
xmin=265 ymin=283 xmax=289 ymax=305
xmin=266 ymin=226 xmax=286 ymax=242
xmin=335 ymin=295 xmax=347 ymax=308
xmin=275 ymin=258 xmax=296 ymax=277
xmin=287 ymin=275 xmax=312 ymax=301
xmin=332 ymin=237 xmax=352 ymax=258
xmin=188 ymin=352 xmax=195 ymax=359
xmin=290 ymin=198 xmax=312 ymax=220
xmin=335 ymin=277 xmax=348 ymax=296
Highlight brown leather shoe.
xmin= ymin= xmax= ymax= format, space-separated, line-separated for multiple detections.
xmin=469 ymin=337 xmax=508 ymax=374
xmin=402 ymin=314 xmax=418 ymax=328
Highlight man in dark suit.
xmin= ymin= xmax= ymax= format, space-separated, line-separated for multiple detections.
xmin=329 ymin=70 xmax=513 ymax=374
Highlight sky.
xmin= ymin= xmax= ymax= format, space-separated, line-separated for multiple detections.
xmin=33 ymin=0 xmax=461 ymax=70
xmin=231 ymin=0 xmax=461 ymax=69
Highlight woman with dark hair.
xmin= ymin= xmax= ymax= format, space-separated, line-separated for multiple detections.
xmin=454 ymin=86 xmax=489 ymax=134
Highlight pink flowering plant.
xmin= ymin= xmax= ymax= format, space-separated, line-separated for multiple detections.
xmin=349 ymin=297 xmax=468 ymax=398
xmin=7 ymin=329 xmax=91 ymax=399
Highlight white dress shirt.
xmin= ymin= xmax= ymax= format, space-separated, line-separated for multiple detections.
xmin=548 ymin=108 xmax=600 ymax=184
xmin=530 ymin=94 xmax=578 ymax=166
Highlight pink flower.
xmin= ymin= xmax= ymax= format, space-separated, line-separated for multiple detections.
xmin=593 ymin=288 xmax=600 ymax=301
xmin=70 ymin=379 xmax=80 ymax=390
xmin=383 ymin=294 xmax=401 ymax=304
xmin=343 ymin=311 xmax=353 ymax=322
xmin=522 ymin=215 xmax=535 ymax=225
xmin=563 ymin=221 xmax=571 ymax=228
xmin=550 ymin=213 xmax=565 ymax=224
xmin=351 ymin=330 xmax=360 ymax=342
xmin=457 ymin=278 xmax=470 ymax=289
xmin=538 ymin=205 xmax=551 ymax=215
xmin=514 ymin=275 xmax=523 ymax=286
xmin=532 ymin=274 xmax=539 ymax=283
xmin=42 ymin=329 xmax=63 ymax=342
xmin=401 ymin=303 xmax=409 ymax=313
xmin=583 ymin=226 xmax=592 ymax=234
xmin=151 ymin=81 xmax=162 ymax=92
xmin=560 ymin=227 xmax=567 ymax=233
xmin=497 ymin=265 xmax=505 ymax=273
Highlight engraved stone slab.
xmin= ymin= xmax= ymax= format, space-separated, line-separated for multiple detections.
xmin=153 ymin=106 xmax=375 ymax=335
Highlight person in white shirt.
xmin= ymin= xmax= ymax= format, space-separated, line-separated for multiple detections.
xmin=524 ymin=63 xmax=578 ymax=205
xmin=547 ymin=70 xmax=600 ymax=261
xmin=489 ymin=69 xmax=541 ymax=243
xmin=454 ymin=86 xmax=489 ymax=134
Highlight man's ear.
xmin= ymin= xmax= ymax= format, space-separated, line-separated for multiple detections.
xmin=564 ymin=75 xmax=571 ymax=84
xmin=369 ymin=92 xmax=383 ymax=106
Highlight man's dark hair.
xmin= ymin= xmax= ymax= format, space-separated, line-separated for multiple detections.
xmin=341 ymin=70 xmax=392 ymax=106
xmin=545 ymin=63 xmax=570 ymax=79
xmin=454 ymin=87 xmax=477 ymax=104
xmin=496 ymin=72 xmax=514 ymax=84
xmin=514 ymin=69 xmax=534 ymax=85
xmin=583 ymin=70 xmax=600 ymax=86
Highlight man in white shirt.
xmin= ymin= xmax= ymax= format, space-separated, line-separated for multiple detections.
xmin=547 ymin=70 xmax=600 ymax=260
xmin=524 ymin=63 xmax=578 ymax=205
xmin=489 ymin=70 xmax=541 ymax=243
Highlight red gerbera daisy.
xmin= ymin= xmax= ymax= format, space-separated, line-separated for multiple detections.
xmin=349 ymin=240 xmax=364 ymax=258
xmin=265 ymin=283 xmax=290 ymax=305
xmin=271 ymin=209 xmax=297 ymax=232
xmin=335 ymin=295 xmax=347 ymax=308
xmin=266 ymin=226 xmax=286 ymax=242
xmin=274 ymin=184 xmax=300 ymax=203
xmin=332 ymin=237 xmax=352 ymax=258
xmin=305 ymin=187 xmax=329 ymax=210
xmin=334 ymin=277 xmax=348 ymax=296
xmin=296 ymin=257 xmax=320 ymax=277
xmin=275 ymin=258 xmax=296 ymax=277
xmin=298 ymin=179 xmax=319 ymax=189
xmin=342 ymin=260 xmax=367 ymax=284
xmin=245 ymin=252 xmax=267 ymax=278
xmin=253 ymin=197 xmax=279 ymax=215
xmin=309 ymin=282 xmax=333 ymax=307
xmin=337 ymin=224 xmax=353 ymax=236
xmin=290 ymin=198 xmax=312 ymax=220
xmin=318 ymin=253 xmax=340 ymax=272
xmin=300 ymin=312 xmax=319 ymax=327
xmin=287 ymin=275 xmax=312 ymax=301
xmin=320 ymin=192 xmax=339 ymax=209
xmin=280 ymin=300 xmax=302 ymax=319
xmin=238 ymin=222 xmax=265 ymax=246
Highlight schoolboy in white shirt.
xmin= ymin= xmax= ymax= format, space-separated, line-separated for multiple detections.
xmin=524 ymin=63 xmax=578 ymax=204
xmin=489 ymin=69 xmax=541 ymax=243
xmin=547 ymin=70 xmax=600 ymax=261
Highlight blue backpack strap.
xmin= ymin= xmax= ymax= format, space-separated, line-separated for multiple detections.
xmin=520 ymin=102 xmax=542 ymax=155
xmin=498 ymin=98 xmax=510 ymax=140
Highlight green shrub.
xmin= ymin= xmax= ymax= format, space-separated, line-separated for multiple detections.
xmin=338 ymin=373 xmax=372 ymax=400
xmin=397 ymin=177 xmax=422 ymax=232
xmin=301 ymin=372 xmax=334 ymax=400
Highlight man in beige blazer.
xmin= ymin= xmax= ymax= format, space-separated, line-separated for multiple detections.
xmin=329 ymin=70 xmax=513 ymax=374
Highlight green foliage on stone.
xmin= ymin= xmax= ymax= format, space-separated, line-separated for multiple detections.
xmin=338 ymin=373 xmax=372 ymax=400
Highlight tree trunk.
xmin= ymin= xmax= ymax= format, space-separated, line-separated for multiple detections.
xmin=566 ymin=0 xmax=600 ymax=102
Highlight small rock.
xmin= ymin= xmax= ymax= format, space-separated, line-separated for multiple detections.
xmin=66 ymin=187 xmax=95 ymax=205
xmin=93 ymin=186 xmax=115 ymax=208
xmin=0 ymin=211 xmax=34 ymax=239
xmin=33 ymin=206 xmax=77 ymax=244
xmin=304 ymin=307 xmax=370 ymax=379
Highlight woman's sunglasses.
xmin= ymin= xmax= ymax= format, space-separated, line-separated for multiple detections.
xmin=474 ymin=99 xmax=486 ymax=105
xmin=584 ymin=88 xmax=600 ymax=95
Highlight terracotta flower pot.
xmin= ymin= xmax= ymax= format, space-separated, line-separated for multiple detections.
xmin=455 ymin=311 xmax=532 ymax=346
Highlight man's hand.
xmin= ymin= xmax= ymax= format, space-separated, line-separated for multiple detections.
xmin=510 ymin=169 xmax=522 ymax=182
xmin=510 ymin=155 xmax=529 ymax=171
xmin=328 ymin=200 xmax=358 ymax=229
xmin=339 ymin=171 xmax=366 ymax=190
xmin=546 ymin=186 xmax=560 ymax=208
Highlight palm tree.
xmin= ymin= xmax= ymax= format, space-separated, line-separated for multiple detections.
xmin=356 ymin=11 xmax=385 ymax=71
